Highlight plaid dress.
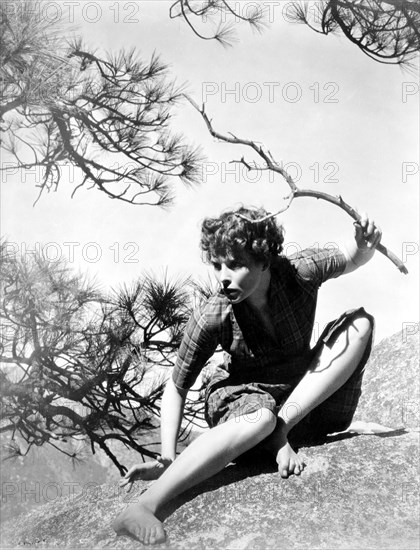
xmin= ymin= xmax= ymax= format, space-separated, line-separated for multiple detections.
xmin=172 ymin=248 xmax=374 ymax=441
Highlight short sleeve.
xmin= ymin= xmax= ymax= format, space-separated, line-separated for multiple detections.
xmin=289 ymin=247 xmax=347 ymax=287
xmin=172 ymin=301 xmax=221 ymax=391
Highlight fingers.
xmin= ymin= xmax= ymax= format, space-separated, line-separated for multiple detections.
xmin=354 ymin=212 xmax=382 ymax=249
xmin=119 ymin=464 xmax=142 ymax=491
xmin=123 ymin=464 xmax=140 ymax=479
xmin=119 ymin=476 xmax=129 ymax=488
xmin=371 ymin=226 xmax=382 ymax=248
xmin=119 ymin=476 xmax=133 ymax=492
xmin=157 ymin=455 xmax=173 ymax=467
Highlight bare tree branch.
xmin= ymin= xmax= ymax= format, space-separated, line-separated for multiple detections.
xmin=186 ymin=96 xmax=408 ymax=275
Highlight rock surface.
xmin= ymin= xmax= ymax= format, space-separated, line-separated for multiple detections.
xmin=1 ymin=330 xmax=419 ymax=549
xmin=354 ymin=329 xmax=419 ymax=429
xmin=1 ymin=432 xmax=418 ymax=549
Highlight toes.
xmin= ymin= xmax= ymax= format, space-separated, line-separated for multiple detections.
xmin=294 ymin=456 xmax=306 ymax=475
xmin=279 ymin=456 xmax=306 ymax=477
xmin=149 ymin=525 xmax=165 ymax=544
xmin=290 ymin=460 xmax=300 ymax=476
xmin=157 ymin=527 xmax=166 ymax=543
xmin=281 ymin=459 xmax=291 ymax=478
xmin=297 ymin=461 xmax=306 ymax=474
xmin=136 ymin=522 xmax=165 ymax=544
xmin=138 ymin=526 xmax=146 ymax=543
xmin=149 ymin=525 xmax=158 ymax=545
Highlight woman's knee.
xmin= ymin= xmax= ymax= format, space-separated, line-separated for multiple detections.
xmin=240 ymin=406 xmax=277 ymax=435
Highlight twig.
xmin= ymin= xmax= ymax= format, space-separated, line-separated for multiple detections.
xmin=186 ymin=95 xmax=408 ymax=274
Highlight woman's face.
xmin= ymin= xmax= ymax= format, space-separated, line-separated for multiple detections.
xmin=211 ymin=252 xmax=265 ymax=304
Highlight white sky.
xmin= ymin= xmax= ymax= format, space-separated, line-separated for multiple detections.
xmin=1 ymin=0 xmax=419 ymax=344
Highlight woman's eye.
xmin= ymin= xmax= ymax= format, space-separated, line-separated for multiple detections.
xmin=212 ymin=263 xmax=221 ymax=271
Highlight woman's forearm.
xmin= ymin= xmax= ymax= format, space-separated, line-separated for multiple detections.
xmin=341 ymin=215 xmax=382 ymax=275
xmin=160 ymin=377 xmax=188 ymax=461
xmin=342 ymin=239 xmax=375 ymax=274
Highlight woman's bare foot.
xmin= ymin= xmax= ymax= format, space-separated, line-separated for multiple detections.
xmin=275 ymin=436 xmax=305 ymax=478
xmin=120 ymin=459 xmax=172 ymax=492
xmin=263 ymin=421 xmax=305 ymax=478
xmin=113 ymin=502 xmax=166 ymax=545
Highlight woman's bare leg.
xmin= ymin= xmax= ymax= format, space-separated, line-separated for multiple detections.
xmin=113 ymin=407 xmax=276 ymax=544
xmin=265 ymin=315 xmax=373 ymax=478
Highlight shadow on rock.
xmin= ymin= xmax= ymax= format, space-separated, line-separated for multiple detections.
xmin=159 ymin=448 xmax=277 ymax=520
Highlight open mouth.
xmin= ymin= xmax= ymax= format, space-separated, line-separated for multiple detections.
xmin=222 ymin=288 xmax=238 ymax=298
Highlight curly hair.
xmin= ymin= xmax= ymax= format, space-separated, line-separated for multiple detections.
xmin=200 ymin=206 xmax=285 ymax=265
